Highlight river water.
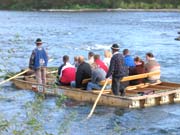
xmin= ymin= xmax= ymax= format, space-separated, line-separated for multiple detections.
xmin=0 ymin=11 xmax=180 ymax=135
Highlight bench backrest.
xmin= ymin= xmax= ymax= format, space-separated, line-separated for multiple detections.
xmin=121 ymin=71 xmax=160 ymax=82
xmin=99 ymin=71 xmax=161 ymax=85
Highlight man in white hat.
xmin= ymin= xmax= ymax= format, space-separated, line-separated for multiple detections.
xmin=106 ymin=44 xmax=128 ymax=96
xmin=29 ymin=38 xmax=48 ymax=85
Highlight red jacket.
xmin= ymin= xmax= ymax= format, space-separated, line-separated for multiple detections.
xmin=59 ymin=63 xmax=76 ymax=84
xmin=95 ymin=59 xmax=108 ymax=73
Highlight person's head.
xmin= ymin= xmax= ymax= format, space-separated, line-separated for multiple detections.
xmin=63 ymin=55 xmax=69 ymax=63
xmin=123 ymin=49 xmax=129 ymax=56
xmin=88 ymin=51 xmax=94 ymax=59
xmin=94 ymin=54 xmax=100 ymax=61
xmin=35 ymin=38 xmax=42 ymax=46
xmin=74 ymin=56 xmax=79 ymax=62
xmin=111 ymin=44 xmax=119 ymax=54
xmin=146 ymin=52 xmax=154 ymax=61
xmin=134 ymin=56 xmax=143 ymax=65
xmin=78 ymin=56 xmax=85 ymax=64
xmin=104 ymin=50 xmax=112 ymax=58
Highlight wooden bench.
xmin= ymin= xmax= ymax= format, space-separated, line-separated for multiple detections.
xmin=100 ymin=71 xmax=161 ymax=90
xmin=83 ymin=71 xmax=161 ymax=94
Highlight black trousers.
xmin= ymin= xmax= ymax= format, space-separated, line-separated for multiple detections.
xmin=112 ymin=77 xmax=128 ymax=95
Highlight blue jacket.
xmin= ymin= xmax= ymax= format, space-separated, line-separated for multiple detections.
xmin=124 ymin=55 xmax=135 ymax=67
xmin=29 ymin=47 xmax=48 ymax=69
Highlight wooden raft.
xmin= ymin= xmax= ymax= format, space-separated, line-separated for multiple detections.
xmin=12 ymin=69 xmax=180 ymax=108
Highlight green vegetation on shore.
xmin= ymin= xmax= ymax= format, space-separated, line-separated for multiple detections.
xmin=0 ymin=0 xmax=180 ymax=10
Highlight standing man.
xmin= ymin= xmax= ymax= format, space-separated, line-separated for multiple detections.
xmin=29 ymin=38 xmax=48 ymax=85
xmin=106 ymin=44 xmax=128 ymax=96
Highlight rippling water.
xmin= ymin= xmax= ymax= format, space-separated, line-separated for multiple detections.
xmin=0 ymin=11 xmax=180 ymax=135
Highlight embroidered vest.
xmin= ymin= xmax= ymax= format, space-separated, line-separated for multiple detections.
xmin=33 ymin=47 xmax=48 ymax=69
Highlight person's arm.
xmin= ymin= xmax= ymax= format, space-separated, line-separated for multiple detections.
xmin=106 ymin=57 xmax=115 ymax=78
xmin=76 ymin=66 xmax=83 ymax=88
xmin=43 ymin=48 xmax=49 ymax=64
xmin=58 ymin=65 xmax=63 ymax=76
xmin=29 ymin=50 xmax=35 ymax=69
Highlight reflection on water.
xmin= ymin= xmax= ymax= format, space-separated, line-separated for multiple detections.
xmin=0 ymin=11 xmax=180 ymax=134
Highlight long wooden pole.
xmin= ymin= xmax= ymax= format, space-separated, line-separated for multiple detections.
xmin=17 ymin=69 xmax=58 ymax=79
xmin=87 ymin=79 xmax=108 ymax=119
xmin=0 ymin=68 xmax=30 ymax=85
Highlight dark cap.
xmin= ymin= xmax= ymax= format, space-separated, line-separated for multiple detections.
xmin=111 ymin=44 xmax=119 ymax=50
xmin=35 ymin=38 xmax=42 ymax=44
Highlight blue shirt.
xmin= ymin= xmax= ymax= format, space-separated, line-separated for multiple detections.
xmin=124 ymin=55 xmax=135 ymax=67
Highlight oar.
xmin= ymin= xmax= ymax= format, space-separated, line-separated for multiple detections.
xmin=0 ymin=68 xmax=30 ymax=85
xmin=17 ymin=69 xmax=58 ymax=79
xmin=87 ymin=79 xmax=108 ymax=119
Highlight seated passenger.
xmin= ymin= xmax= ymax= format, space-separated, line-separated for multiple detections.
xmin=57 ymin=55 xmax=76 ymax=85
xmin=123 ymin=49 xmax=135 ymax=68
xmin=103 ymin=50 xmax=112 ymax=67
xmin=71 ymin=56 xmax=91 ymax=89
xmin=86 ymin=63 xmax=110 ymax=91
xmin=145 ymin=52 xmax=161 ymax=83
xmin=87 ymin=51 xmax=94 ymax=66
xmin=73 ymin=56 xmax=79 ymax=69
xmin=94 ymin=54 xmax=108 ymax=73
xmin=129 ymin=56 xmax=145 ymax=85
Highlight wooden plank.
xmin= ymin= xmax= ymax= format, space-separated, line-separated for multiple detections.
xmin=126 ymin=87 xmax=155 ymax=94
xmin=121 ymin=71 xmax=160 ymax=82
xmin=148 ymin=85 xmax=176 ymax=90
xmin=121 ymin=74 xmax=148 ymax=82
xmin=145 ymin=80 xmax=161 ymax=85
xmin=92 ymin=89 xmax=111 ymax=93
xmin=144 ymin=97 xmax=161 ymax=107
xmin=125 ymin=83 xmax=145 ymax=90
xmin=99 ymin=71 xmax=160 ymax=86
xmin=98 ymin=79 xmax=112 ymax=85
xmin=125 ymin=80 xmax=161 ymax=91
xmin=92 ymin=91 xmax=111 ymax=94
xmin=160 ymin=82 xmax=180 ymax=87
xmin=129 ymin=89 xmax=180 ymax=100
xmin=126 ymin=85 xmax=176 ymax=96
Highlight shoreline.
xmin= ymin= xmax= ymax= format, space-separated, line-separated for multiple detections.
xmin=1 ymin=8 xmax=180 ymax=12
xmin=38 ymin=8 xmax=180 ymax=12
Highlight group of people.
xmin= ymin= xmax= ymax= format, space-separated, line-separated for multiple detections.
xmin=29 ymin=38 xmax=161 ymax=96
